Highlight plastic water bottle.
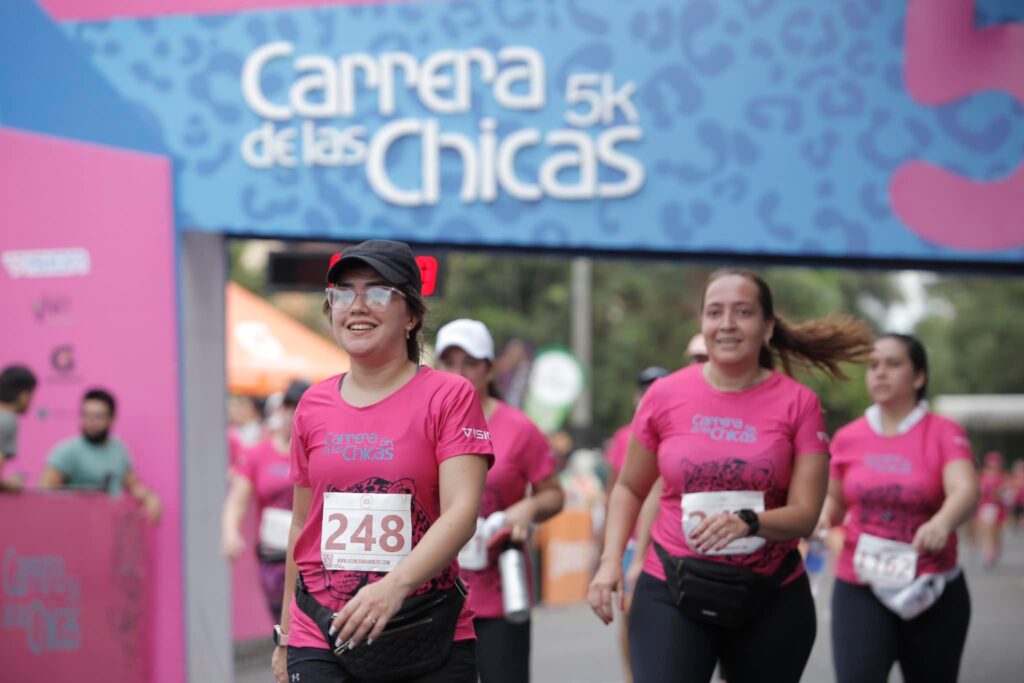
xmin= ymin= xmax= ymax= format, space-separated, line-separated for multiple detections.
xmin=499 ymin=545 xmax=531 ymax=624
xmin=804 ymin=532 xmax=828 ymax=597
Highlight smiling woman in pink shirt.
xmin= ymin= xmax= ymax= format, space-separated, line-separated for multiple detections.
xmin=434 ymin=318 xmax=564 ymax=683
xmin=823 ymin=333 xmax=979 ymax=683
xmin=589 ymin=268 xmax=872 ymax=683
xmin=271 ymin=240 xmax=493 ymax=683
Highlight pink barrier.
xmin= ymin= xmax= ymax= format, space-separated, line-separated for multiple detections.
xmin=0 ymin=492 xmax=153 ymax=682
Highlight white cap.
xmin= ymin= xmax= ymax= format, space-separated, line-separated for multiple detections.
xmin=435 ymin=319 xmax=495 ymax=361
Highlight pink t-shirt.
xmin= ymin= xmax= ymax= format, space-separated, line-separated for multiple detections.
xmin=288 ymin=367 xmax=494 ymax=650
xmin=632 ymin=364 xmax=828 ymax=582
xmin=463 ymin=402 xmax=555 ymax=618
xmin=830 ymin=413 xmax=973 ymax=584
xmin=236 ymin=440 xmax=293 ymax=519
xmin=606 ymin=425 xmax=631 ymax=475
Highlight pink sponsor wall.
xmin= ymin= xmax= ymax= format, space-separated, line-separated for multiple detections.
xmin=0 ymin=494 xmax=152 ymax=682
xmin=0 ymin=127 xmax=184 ymax=683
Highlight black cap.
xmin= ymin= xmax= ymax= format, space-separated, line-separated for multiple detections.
xmin=282 ymin=379 xmax=311 ymax=406
xmin=637 ymin=366 xmax=669 ymax=387
xmin=326 ymin=240 xmax=422 ymax=291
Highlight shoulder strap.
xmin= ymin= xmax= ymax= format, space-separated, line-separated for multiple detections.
xmin=294 ymin=575 xmax=338 ymax=649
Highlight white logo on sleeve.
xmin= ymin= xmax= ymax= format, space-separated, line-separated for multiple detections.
xmin=461 ymin=427 xmax=491 ymax=440
xmin=817 ymin=431 xmax=830 ymax=444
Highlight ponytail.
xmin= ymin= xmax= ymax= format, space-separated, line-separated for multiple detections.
xmin=767 ymin=314 xmax=873 ymax=379
xmin=703 ymin=268 xmax=872 ymax=380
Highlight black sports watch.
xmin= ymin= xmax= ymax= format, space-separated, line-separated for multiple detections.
xmin=736 ymin=509 xmax=760 ymax=537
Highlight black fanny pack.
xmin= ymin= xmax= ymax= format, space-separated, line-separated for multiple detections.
xmin=654 ymin=542 xmax=800 ymax=629
xmin=295 ymin=574 xmax=466 ymax=682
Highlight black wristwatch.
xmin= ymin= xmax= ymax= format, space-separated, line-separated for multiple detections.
xmin=736 ymin=509 xmax=760 ymax=537
xmin=273 ymin=624 xmax=288 ymax=647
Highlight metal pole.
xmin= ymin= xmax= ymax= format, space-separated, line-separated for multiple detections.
xmin=570 ymin=257 xmax=592 ymax=432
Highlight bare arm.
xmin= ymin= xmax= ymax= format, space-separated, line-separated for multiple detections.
xmin=221 ymin=475 xmax=254 ymax=559
xmin=588 ymin=437 xmax=659 ymax=623
xmin=819 ymin=478 xmax=847 ymax=529
xmin=124 ymin=469 xmax=162 ymax=522
xmin=504 ymin=473 xmax=565 ymax=540
xmin=913 ymin=459 xmax=980 ymax=553
xmin=632 ymin=477 xmax=662 ymax=563
xmin=0 ymin=458 xmax=24 ymax=492
xmin=37 ymin=466 xmax=66 ymax=489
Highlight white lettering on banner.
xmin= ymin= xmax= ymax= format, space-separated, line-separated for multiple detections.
xmin=321 ymin=493 xmax=412 ymax=572
xmin=238 ymin=44 xmax=646 ymax=205
xmin=2 ymin=249 xmax=91 ymax=279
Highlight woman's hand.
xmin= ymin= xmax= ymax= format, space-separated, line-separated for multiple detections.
xmin=221 ymin=531 xmax=245 ymax=560
xmin=271 ymin=645 xmax=287 ymax=683
xmin=587 ymin=557 xmax=624 ymax=625
xmin=690 ymin=512 xmax=751 ymax=553
xmin=503 ymin=499 xmax=536 ymax=543
xmin=329 ymin=576 xmax=408 ymax=649
xmin=624 ymin=553 xmax=645 ymax=596
xmin=912 ymin=517 xmax=952 ymax=554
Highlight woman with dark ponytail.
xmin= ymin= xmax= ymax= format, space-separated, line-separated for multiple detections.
xmin=822 ymin=333 xmax=978 ymax=683
xmin=589 ymin=268 xmax=872 ymax=683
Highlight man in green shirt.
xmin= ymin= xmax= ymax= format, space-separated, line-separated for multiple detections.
xmin=39 ymin=388 xmax=161 ymax=522
xmin=0 ymin=364 xmax=37 ymax=492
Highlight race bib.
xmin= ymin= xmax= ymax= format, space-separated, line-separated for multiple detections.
xmin=321 ymin=492 xmax=412 ymax=572
xmin=258 ymin=507 xmax=292 ymax=553
xmin=979 ymin=502 xmax=1000 ymax=524
xmin=457 ymin=517 xmax=488 ymax=570
xmin=854 ymin=532 xmax=917 ymax=588
xmin=682 ymin=491 xmax=766 ymax=556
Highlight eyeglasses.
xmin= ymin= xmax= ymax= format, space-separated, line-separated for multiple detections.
xmin=325 ymin=285 xmax=405 ymax=311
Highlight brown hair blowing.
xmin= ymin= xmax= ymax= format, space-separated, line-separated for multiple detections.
xmin=702 ymin=268 xmax=873 ymax=380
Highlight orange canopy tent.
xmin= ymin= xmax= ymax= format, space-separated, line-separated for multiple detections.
xmin=227 ymin=282 xmax=349 ymax=395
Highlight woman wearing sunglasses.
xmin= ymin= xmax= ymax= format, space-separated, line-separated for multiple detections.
xmin=435 ymin=318 xmax=565 ymax=683
xmin=589 ymin=268 xmax=872 ymax=683
xmin=272 ymin=240 xmax=493 ymax=683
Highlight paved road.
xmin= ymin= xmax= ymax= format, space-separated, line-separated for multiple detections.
xmin=237 ymin=532 xmax=1024 ymax=683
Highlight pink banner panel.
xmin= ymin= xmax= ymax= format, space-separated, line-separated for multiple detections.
xmin=0 ymin=494 xmax=152 ymax=683
xmin=0 ymin=127 xmax=182 ymax=683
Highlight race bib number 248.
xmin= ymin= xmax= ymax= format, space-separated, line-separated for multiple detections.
xmin=321 ymin=492 xmax=412 ymax=572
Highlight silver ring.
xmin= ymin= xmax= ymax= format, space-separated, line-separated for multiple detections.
xmin=367 ymin=616 xmax=377 ymax=625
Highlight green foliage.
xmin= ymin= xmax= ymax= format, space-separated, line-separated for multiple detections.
xmin=915 ymin=275 xmax=1024 ymax=459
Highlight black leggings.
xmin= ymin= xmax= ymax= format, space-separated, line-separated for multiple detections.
xmin=474 ymin=617 xmax=531 ymax=683
xmin=831 ymin=575 xmax=971 ymax=683
xmin=628 ymin=571 xmax=816 ymax=683
xmin=287 ymin=640 xmax=476 ymax=682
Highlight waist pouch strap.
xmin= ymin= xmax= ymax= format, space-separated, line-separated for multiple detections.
xmin=654 ymin=542 xmax=801 ymax=629
xmin=295 ymin=573 xmax=466 ymax=682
